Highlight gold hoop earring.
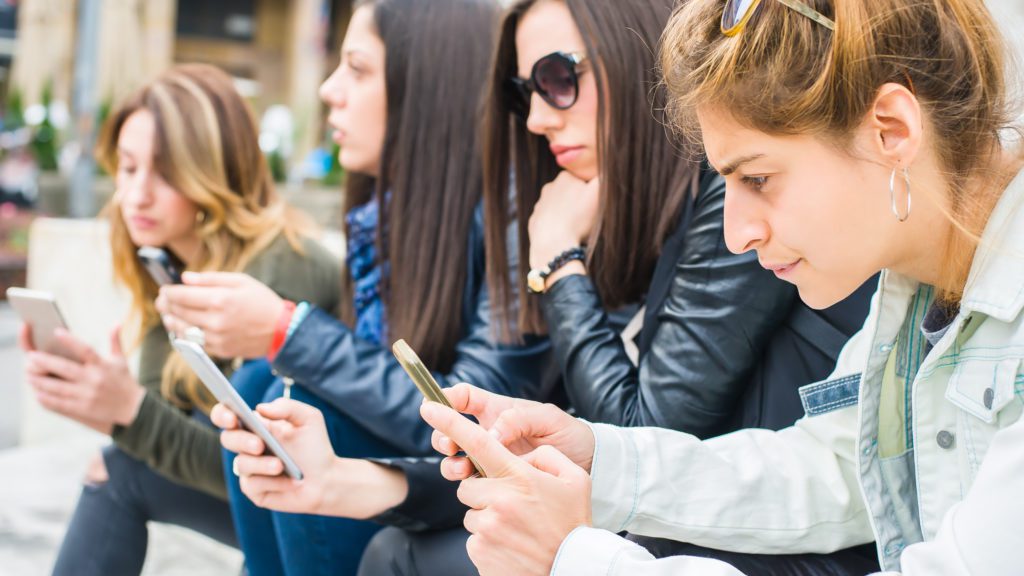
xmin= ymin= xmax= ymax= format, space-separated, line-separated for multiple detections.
xmin=890 ymin=167 xmax=912 ymax=222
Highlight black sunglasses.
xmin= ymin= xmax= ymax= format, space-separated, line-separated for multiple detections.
xmin=506 ymin=51 xmax=587 ymax=119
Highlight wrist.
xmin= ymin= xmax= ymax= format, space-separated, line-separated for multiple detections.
xmin=544 ymin=260 xmax=586 ymax=290
xmin=117 ymin=386 xmax=147 ymax=427
xmin=267 ymin=300 xmax=297 ymax=360
xmin=530 ymin=239 xmax=581 ymax=270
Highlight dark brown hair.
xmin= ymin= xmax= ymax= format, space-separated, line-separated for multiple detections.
xmin=339 ymin=0 xmax=499 ymax=371
xmin=661 ymin=0 xmax=1023 ymax=303
xmin=483 ymin=0 xmax=698 ymax=339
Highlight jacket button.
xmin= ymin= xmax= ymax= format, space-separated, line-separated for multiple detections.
xmin=983 ymin=387 xmax=995 ymax=410
xmin=884 ymin=540 xmax=905 ymax=557
xmin=936 ymin=430 xmax=955 ymax=449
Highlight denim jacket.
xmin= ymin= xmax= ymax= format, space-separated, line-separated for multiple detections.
xmin=551 ymin=168 xmax=1024 ymax=576
xmin=270 ymin=207 xmax=557 ymax=455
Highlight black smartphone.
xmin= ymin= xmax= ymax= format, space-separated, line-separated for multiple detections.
xmin=137 ymin=246 xmax=184 ymax=286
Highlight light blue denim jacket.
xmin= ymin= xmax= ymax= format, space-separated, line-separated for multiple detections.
xmin=550 ymin=168 xmax=1024 ymax=576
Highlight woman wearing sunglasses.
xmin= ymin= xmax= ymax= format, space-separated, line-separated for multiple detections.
xmin=419 ymin=0 xmax=1024 ymax=574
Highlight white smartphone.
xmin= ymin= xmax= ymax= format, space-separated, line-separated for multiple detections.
xmin=171 ymin=338 xmax=304 ymax=480
xmin=6 ymin=287 xmax=77 ymax=360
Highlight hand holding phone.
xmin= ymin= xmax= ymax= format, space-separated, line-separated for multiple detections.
xmin=173 ymin=338 xmax=303 ymax=479
xmin=393 ymin=339 xmax=487 ymax=477
xmin=7 ymin=287 xmax=77 ymax=360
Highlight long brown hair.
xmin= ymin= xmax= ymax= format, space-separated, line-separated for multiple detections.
xmin=483 ymin=0 xmax=698 ymax=340
xmin=338 ymin=0 xmax=500 ymax=371
xmin=98 ymin=63 xmax=308 ymax=411
xmin=661 ymin=0 xmax=1023 ymax=304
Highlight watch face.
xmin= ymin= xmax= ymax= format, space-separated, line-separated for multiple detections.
xmin=527 ymin=269 xmax=547 ymax=294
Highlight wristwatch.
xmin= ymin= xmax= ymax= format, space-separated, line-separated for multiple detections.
xmin=527 ymin=246 xmax=586 ymax=294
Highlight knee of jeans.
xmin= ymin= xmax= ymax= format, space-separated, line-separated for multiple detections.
xmin=357 ymin=527 xmax=412 ymax=576
xmin=83 ymin=450 xmax=109 ymax=486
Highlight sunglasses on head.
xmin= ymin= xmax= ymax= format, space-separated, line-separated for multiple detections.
xmin=721 ymin=0 xmax=834 ymax=36
xmin=506 ymin=51 xmax=587 ymax=119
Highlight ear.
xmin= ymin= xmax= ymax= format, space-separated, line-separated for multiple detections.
xmin=861 ymin=83 xmax=924 ymax=169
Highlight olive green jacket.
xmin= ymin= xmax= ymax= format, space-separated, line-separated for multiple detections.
xmin=111 ymin=234 xmax=340 ymax=499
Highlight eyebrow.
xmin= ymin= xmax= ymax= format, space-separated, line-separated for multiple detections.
xmin=716 ymin=154 xmax=765 ymax=177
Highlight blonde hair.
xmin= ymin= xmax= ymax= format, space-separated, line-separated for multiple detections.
xmin=98 ymin=64 xmax=309 ymax=412
xmin=660 ymin=0 xmax=1023 ymax=303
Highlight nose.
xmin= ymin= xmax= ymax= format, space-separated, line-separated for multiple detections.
xmin=524 ymin=92 xmax=564 ymax=136
xmin=722 ymin=181 xmax=770 ymax=255
xmin=319 ymin=66 xmax=346 ymax=108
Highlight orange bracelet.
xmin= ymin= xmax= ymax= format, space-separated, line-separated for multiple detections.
xmin=267 ymin=300 xmax=297 ymax=361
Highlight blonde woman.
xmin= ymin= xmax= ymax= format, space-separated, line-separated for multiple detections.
xmin=19 ymin=64 xmax=339 ymax=576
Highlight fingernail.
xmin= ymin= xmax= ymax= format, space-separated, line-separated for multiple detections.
xmin=182 ymin=271 xmax=199 ymax=282
xmin=420 ymin=401 xmax=440 ymax=418
xmin=249 ymin=440 xmax=261 ymax=452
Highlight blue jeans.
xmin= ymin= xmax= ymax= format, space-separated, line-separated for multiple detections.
xmin=225 ymin=360 xmax=402 ymax=576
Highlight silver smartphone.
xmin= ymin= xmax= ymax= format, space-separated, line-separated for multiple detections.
xmin=171 ymin=338 xmax=304 ymax=480
xmin=6 ymin=287 xmax=77 ymax=360
xmin=393 ymin=339 xmax=486 ymax=477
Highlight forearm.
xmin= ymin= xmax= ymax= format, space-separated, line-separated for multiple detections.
xmin=541 ymin=275 xmax=647 ymax=426
xmin=322 ymin=459 xmax=409 ymax=519
xmin=112 ymin=390 xmax=226 ymax=499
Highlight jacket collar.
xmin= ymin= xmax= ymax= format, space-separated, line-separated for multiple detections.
xmin=959 ymin=167 xmax=1024 ymax=321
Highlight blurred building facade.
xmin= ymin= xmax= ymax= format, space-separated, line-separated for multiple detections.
xmin=7 ymin=0 xmax=354 ymax=165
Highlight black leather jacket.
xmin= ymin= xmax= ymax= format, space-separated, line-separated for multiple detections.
xmin=370 ymin=169 xmax=876 ymax=529
xmin=542 ymin=169 xmax=787 ymax=436
xmin=270 ymin=207 xmax=557 ymax=455
xmin=542 ymin=168 xmax=875 ymax=437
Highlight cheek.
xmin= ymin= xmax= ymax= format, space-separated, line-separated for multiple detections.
xmin=340 ymin=90 xmax=386 ymax=174
xmin=573 ymin=75 xmax=599 ymax=151
xmin=159 ymin=188 xmax=199 ymax=235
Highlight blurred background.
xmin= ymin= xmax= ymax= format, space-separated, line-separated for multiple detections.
xmin=0 ymin=0 xmax=1021 ymax=574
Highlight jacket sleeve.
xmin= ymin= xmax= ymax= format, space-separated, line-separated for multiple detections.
xmin=272 ymin=213 xmax=554 ymax=455
xmin=365 ymin=457 xmax=466 ymax=531
xmin=111 ymin=329 xmax=227 ymax=499
xmin=539 ymin=174 xmax=796 ymax=435
xmin=547 ymin=327 xmax=876 ymax=576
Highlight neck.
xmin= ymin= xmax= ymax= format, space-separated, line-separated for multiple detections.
xmin=885 ymin=167 xmax=957 ymax=291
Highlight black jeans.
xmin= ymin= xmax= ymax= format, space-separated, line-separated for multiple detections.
xmin=51 ymin=445 xmax=237 ymax=576
xmin=357 ymin=527 xmax=879 ymax=576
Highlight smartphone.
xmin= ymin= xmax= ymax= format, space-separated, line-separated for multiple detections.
xmin=392 ymin=339 xmax=486 ymax=477
xmin=6 ymin=287 xmax=77 ymax=360
xmin=172 ymin=338 xmax=304 ymax=480
xmin=137 ymin=246 xmax=184 ymax=286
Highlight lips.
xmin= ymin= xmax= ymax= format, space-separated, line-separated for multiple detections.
xmin=761 ymin=258 xmax=802 ymax=278
xmin=550 ymin=144 xmax=584 ymax=167
xmin=129 ymin=215 xmax=158 ymax=230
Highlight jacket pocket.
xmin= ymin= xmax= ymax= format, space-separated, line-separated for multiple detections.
xmin=799 ymin=373 xmax=861 ymax=417
xmin=946 ymin=358 xmax=1019 ymax=424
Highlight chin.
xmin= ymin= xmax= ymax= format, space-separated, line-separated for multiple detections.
xmin=339 ymin=151 xmax=374 ymax=175
xmin=795 ymin=284 xmax=847 ymax=311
